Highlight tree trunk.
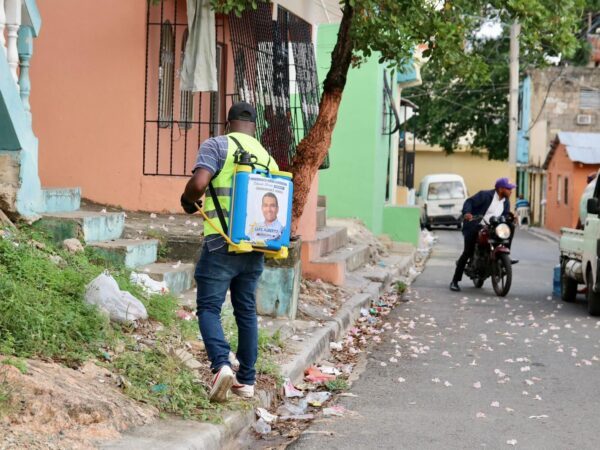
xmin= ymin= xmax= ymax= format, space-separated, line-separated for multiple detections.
xmin=291 ymin=0 xmax=354 ymax=229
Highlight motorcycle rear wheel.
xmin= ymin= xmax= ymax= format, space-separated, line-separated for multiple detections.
xmin=491 ymin=254 xmax=512 ymax=297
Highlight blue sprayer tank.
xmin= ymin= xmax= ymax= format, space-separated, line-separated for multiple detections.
xmin=229 ymin=165 xmax=293 ymax=257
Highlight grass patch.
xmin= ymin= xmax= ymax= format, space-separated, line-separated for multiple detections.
xmin=112 ymin=346 xmax=215 ymax=420
xmin=325 ymin=378 xmax=349 ymax=392
xmin=0 ymin=228 xmax=110 ymax=364
xmin=395 ymin=281 xmax=408 ymax=294
xmin=145 ymin=229 xmax=170 ymax=261
xmin=222 ymin=308 xmax=282 ymax=381
xmin=2 ymin=357 xmax=27 ymax=374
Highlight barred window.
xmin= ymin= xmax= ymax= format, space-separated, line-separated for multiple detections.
xmin=158 ymin=20 xmax=175 ymax=128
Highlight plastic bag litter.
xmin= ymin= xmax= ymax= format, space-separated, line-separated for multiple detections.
xmin=256 ymin=407 xmax=277 ymax=424
xmin=253 ymin=418 xmax=271 ymax=435
xmin=323 ymin=405 xmax=346 ymax=417
xmin=85 ymin=272 xmax=148 ymax=323
xmin=305 ymin=366 xmax=336 ymax=383
xmin=319 ymin=365 xmax=341 ymax=376
xmin=130 ymin=272 xmax=168 ymax=294
xmin=279 ymin=414 xmax=314 ymax=421
xmin=306 ymin=391 xmax=331 ymax=407
xmin=283 ymin=378 xmax=304 ymax=398
xmin=329 ymin=342 xmax=343 ymax=351
xmin=277 ymin=400 xmax=308 ymax=416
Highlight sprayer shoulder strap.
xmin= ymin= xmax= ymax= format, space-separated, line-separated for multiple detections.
xmin=229 ymin=134 xmax=272 ymax=171
xmin=208 ymin=181 xmax=228 ymax=235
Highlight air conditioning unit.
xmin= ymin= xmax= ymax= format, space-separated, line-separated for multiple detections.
xmin=577 ymin=114 xmax=593 ymax=125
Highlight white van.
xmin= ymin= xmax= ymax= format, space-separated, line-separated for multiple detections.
xmin=417 ymin=174 xmax=468 ymax=230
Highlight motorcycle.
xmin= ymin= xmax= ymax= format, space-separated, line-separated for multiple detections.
xmin=464 ymin=214 xmax=514 ymax=297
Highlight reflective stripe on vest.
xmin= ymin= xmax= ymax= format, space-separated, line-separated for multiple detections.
xmin=203 ymin=132 xmax=279 ymax=237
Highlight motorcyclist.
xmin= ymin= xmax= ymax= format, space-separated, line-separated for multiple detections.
xmin=450 ymin=178 xmax=515 ymax=292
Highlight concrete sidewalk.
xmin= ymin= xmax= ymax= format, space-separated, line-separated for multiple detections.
xmin=100 ymin=249 xmax=418 ymax=450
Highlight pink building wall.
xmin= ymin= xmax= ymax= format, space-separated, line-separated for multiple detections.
xmin=30 ymin=0 xmax=226 ymax=212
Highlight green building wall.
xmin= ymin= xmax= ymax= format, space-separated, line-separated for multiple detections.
xmin=316 ymin=24 xmax=420 ymax=246
xmin=316 ymin=24 xmax=391 ymax=234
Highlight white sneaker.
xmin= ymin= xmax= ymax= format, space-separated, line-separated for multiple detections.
xmin=231 ymin=379 xmax=255 ymax=398
xmin=209 ymin=365 xmax=235 ymax=403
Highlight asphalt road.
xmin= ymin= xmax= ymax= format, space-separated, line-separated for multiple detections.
xmin=292 ymin=228 xmax=600 ymax=449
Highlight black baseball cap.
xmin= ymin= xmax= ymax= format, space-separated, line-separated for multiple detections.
xmin=227 ymin=101 xmax=257 ymax=123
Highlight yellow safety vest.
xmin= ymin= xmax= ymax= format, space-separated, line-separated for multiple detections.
xmin=203 ymin=132 xmax=279 ymax=237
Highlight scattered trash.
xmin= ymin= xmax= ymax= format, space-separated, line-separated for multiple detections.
xmin=151 ymin=383 xmax=168 ymax=393
xmin=323 ymin=405 xmax=346 ymax=417
xmin=253 ymin=418 xmax=271 ymax=435
xmin=176 ymin=309 xmax=195 ymax=321
xmin=283 ymin=378 xmax=304 ymax=398
xmin=256 ymin=407 xmax=277 ymax=424
xmin=85 ymin=272 xmax=148 ymax=323
xmin=319 ymin=365 xmax=341 ymax=376
xmin=277 ymin=401 xmax=307 ymax=416
xmin=279 ymin=414 xmax=315 ymax=421
xmin=130 ymin=272 xmax=169 ymax=295
xmin=306 ymin=391 xmax=331 ymax=407
xmin=305 ymin=366 xmax=336 ymax=383
xmin=330 ymin=342 xmax=343 ymax=351
xmin=62 ymin=238 xmax=84 ymax=253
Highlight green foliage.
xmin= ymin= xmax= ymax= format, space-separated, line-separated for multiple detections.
xmin=349 ymin=0 xmax=585 ymax=82
xmin=209 ymin=0 xmax=269 ymax=16
xmin=221 ymin=307 xmax=282 ymax=378
xmin=145 ymin=229 xmax=170 ymax=261
xmin=2 ymin=357 xmax=28 ymax=374
xmin=0 ymin=229 xmax=110 ymax=364
xmin=406 ymin=31 xmax=511 ymax=160
xmin=395 ymin=281 xmax=407 ymax=295
xmin=112 ymin=346 xmax=215 ymax=420
xmin=0 ymin=371 xmax=13 ymax=418
xmin=325 ymin=378 xmax=349 ymax=392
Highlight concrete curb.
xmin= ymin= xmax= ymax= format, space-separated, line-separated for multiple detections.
xmin=102 ymin=249 xmax=416 ymax=450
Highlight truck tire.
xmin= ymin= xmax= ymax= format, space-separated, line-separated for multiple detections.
xmin=586 ymin=268 xmax=600 ymax=316
xmin=560 ymin=262 xmax=577 ymax=303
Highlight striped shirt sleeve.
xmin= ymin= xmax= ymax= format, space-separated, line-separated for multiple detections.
xmin=193 ymin=136 xmax=228 ymax=175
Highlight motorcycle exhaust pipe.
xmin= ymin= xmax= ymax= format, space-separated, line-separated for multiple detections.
xmin=565 ymin=260 xmax=584 ymax=283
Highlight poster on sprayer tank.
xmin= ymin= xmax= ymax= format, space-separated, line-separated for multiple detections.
xmin=245 ymin=174 xmax=290 ymax=244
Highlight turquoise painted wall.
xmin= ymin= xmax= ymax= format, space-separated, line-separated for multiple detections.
xmin=316 ymin=24 xmax=392 ymax=235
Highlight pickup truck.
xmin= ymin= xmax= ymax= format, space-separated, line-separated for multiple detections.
xmin=559 ymin=175 xmax=600 ymax=315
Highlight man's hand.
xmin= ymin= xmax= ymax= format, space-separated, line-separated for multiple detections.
xmin=181 ymin=194 xmax=201 ymax=214
xmin=464 ymin=213 xmax=473 ymax=222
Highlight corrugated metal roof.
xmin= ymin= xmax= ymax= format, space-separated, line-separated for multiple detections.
xmin=559 ymin=131 xmax=600 ymax=164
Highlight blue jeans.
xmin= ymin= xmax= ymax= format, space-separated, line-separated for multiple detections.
xmin=195 ymin=243 xmax=264 ymax=385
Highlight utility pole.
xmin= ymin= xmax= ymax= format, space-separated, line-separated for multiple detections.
xmin=508 ymin=21 xmax=521 ymax=167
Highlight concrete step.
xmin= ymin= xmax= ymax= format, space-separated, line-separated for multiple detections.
xmin=42 ymin=187 xmax=81 ymax=213
xmin=301 ymin=226 xmax=348 ymax=262
xmin=89 ymin=239 xmax=158 ymax=269
xmin=317 ymin=195 xmax=327 ymax=208
xmin=137 ymin=262 xmax=195 ymax=296
xmin=303 ymin=244 xmax=370 ymax=286
xmin=37 ymin=211 xmax=125 ymax=243
xmin=317 ymin=206 xmax=327 ymax=230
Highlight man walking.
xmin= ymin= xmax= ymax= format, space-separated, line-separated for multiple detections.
xmin=449 ymin=178 xmax=515 ymax=292
xmin=180 ymin=102 xmax=278 ymax=402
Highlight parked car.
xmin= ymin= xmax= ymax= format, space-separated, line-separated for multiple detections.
xmin=560 ymin=170 xmax=600 ymax=315
xmin=417 ymin=174 xmax=468 ymax=230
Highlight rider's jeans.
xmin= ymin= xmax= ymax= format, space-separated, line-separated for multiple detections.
xmin=452 ymin=225 xmax=481 ymax=283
